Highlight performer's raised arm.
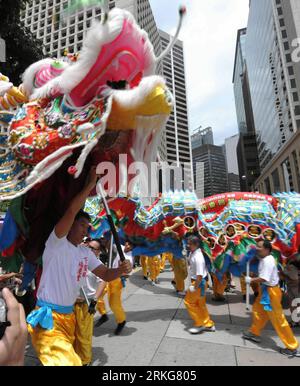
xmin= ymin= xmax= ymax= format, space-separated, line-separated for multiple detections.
xmin=55 ymin=167 xmax=98 ymax=240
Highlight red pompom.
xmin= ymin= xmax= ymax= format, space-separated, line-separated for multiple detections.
xmin=179 ymin=5 xmax=187 ymax=16
xmin=68 ymin=166 xmax=77 ymax=175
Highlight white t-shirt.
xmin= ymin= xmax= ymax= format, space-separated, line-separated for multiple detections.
xmin=112 ymin=246 xmax=133 ymax=269
xmin=37 ymin=230 xmax=102 ymax=306
xmin=258 ymin=255 xmax=279 ymax=287
xmin=189 ymin=248 xmax=208 ymax=280
xmin=78 ymin=271 xmax=102 ymax=300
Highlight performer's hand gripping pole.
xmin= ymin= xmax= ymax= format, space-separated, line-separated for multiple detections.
xmin=246 ymin=261 xmax=250 ymax=311
xmin=97 ymin=181 xmax=126 ymax=263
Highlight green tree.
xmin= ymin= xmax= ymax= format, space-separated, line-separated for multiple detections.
xmin=0 ymin=0 xmax=44 ymax=84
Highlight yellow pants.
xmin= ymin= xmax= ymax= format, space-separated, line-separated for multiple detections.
xmin=108 ymin=278 xmax=126 ymax=324
xmin=28 ymin=310 xmax=82 ymax=366
xmin=173 ymin=258 xmax=188 ymax=292
xmin=212 ymin=273 xmax=227 ymax=297
xmin=148 ymin=256 xmax=161 ymax=281
xmin=249 ymin=286 xmax=299 ymax=351
xmin=184 ymin=282 xmax=214 ymax=328
xmin=160 ymin=254 xmax=166 ymax=271
xmin=97 ymin=285 xmax=108 ymax=315
xmin=161 ymin=252 xmax=174 ymax=271
xmin=141 ymin=256 xmax=148 ymax=277
xmin=240 ymin=274 xmax=259 ymax=295
xmin=74 ymin=303 xmax=94 ymax=365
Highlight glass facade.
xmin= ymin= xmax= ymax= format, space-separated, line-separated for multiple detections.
xmin=246 ymin=0 xmax=298 ymax=172
xmin=233 ymin=29 xmax=248 ymax=134
xmin=192 ymin=145 xmax=228 ymax=198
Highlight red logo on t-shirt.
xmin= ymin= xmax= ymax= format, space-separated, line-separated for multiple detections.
xmin=77 ymin=257 xmax=88 ymax=282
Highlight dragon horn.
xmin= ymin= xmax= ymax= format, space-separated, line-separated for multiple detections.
xmin=155 ymin=5 xmax=187 ymax=64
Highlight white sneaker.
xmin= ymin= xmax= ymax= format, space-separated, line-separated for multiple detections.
xmin=151 ymin=281 xmax=156 ymax=286
xmin=204 ymin=325 xmax=216 ymax=332
xmin=188 ymin=326 xmax=205 ymax=334
xmin=188 ymin=325 xmax=216 ymax=335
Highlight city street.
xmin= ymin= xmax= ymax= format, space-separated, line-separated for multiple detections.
xmin=24 ymin=263 xmax=300 ymax=367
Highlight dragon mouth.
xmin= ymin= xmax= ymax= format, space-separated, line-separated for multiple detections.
xmin=60 ymin=8 xmax=156 ymax=108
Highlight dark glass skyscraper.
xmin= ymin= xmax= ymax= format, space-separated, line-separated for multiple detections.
xmin=192 ymin=144 xmax=228 ymax=198
xmin=246 ymin=0 xmax=300 ymax=171
xmin=233 ymin=28 xmax=260 ymax=191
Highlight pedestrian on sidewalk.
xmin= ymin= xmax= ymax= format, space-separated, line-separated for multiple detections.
xmin=184 ymin=236 xmax=215 ymax=335
xmin=243 ymin=240 xmax=299 ymax=358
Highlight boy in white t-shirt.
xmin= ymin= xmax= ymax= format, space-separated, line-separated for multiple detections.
xmin=243 ymin=240 xmax=299 ymax=358
xmin=74 ymin=239 xmax=107 ymax=366
xmin=27 ymin=167 xmax=132 ymax=366
xmin=184 ymin=236 xmax=215 ymax=334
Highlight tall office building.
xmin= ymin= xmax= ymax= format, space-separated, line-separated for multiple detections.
xmin=224 ymin=134 xmax=240 ymax=192
xmin=159 ymin=29 xmax=192 ymax=190
xmin=233 ymin=28 xmax=255 ymax=135
xmin=245 ymin=0 xmax=300 ymax=193
xmin=192 ymin=144 xmax=228 ymax=198
xmin=191 ymin=127 xmax=214 ymax=150
xmin=233 ymin=27 xmax=260 ymax=191
xmin=159 ymin=30 xmax=191 ymax=165
xmin=237 ymin=133 xmax=261 ymax=192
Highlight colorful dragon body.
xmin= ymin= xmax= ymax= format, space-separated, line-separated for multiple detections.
xmin=85 ymin=191 xmax=300 ymax=276
xmin=0 ymin=6 xmax=179 ymax=268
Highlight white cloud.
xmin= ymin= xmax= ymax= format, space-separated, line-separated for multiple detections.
xmin=150 ymin=0 xmax=249 ymax=145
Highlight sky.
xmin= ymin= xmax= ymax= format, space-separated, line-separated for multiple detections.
xmin=149 ymin=0 xmax=249 ymax=145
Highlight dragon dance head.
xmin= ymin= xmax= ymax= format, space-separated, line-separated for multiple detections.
xmin=0 ymin=5 xmax=186 ymax=264
xmin=0 ymin=6 xmax=187 ymax=201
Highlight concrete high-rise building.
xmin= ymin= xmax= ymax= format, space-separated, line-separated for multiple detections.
xmin=233 ymin=27 xmax=260 ymax=191
xmin=245 ymin=0 xmax=300 ymax=193
xmin=21 ymin=0 xmax=115 ymax=58
xmin=224 ymin=134 xmax=239 ymax=175
xmin=159 ymin=30 xmax=191 ymax=166
xmin=159 ymin=29 xmax=192 ymax=191
xmin=192 ymin=144 xmax=228 ymax=198
xmin=237 ymin=133 xmax=261 ymax=192
xmin=191 ymin=127 xmax=214 ymax=150
xmin=224 ymin=134 xmax=240 ymax=192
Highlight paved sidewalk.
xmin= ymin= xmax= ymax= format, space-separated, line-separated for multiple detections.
xmin=25 ymin=264 xmax=300 ymax=366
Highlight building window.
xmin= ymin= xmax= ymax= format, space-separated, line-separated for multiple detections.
xmin=264 ymin=177 xmax=272 ymax=195
xmin=272 ymin=169 xmax=281 ymax=192
xmin=292 ymin=151 xmax=300 ymax=192
xmin=281 ymin=158 xmax=294 ymax=192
